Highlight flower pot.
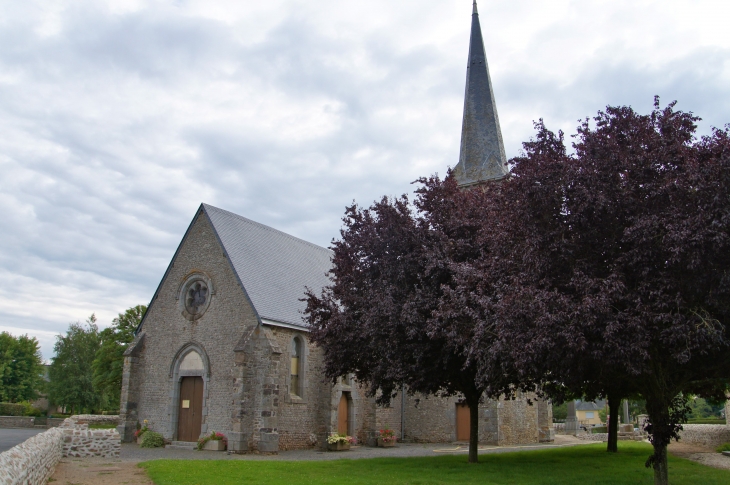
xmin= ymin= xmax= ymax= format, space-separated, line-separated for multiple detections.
xmin=327 ymin=442 xmax=351 ymax=451
xmin=203 ymin=440 xmax=227 ymax=451
xmin=377 ymin=438 xmax=395 ymax=447
xmin=136 ymin=435 xmax=144 ymax=445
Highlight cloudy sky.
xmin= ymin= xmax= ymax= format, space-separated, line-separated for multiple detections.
xmin=1 ymin=0 xmax=729 ymax=359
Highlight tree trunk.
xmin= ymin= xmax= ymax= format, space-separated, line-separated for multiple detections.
xmin=607 ymin=395 xmax=620 ymax=453
xmin=467 ymin=395 xmax=480 ymax=464
xmin=651 ymin=441 xmax=669 ymax=485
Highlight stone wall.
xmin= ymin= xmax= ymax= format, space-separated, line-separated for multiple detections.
xmin=376 ymin=392 xmax=403 ymax=439
xmin=403 ymin=393 xmax=538 ymax=446
xmin=678 ymin=424 xmax=730 ymax=449
xmin=121 ymin=212 xmax=261 ymax=445
xmin=0 ymin=416 xmax=35 ymax=428
xmin=0 ymin=416 xmax=67 ymax=429
xmin=0 ymin=427 xmax=63 ymax=485
xmin=0 ymin=415 xmax=120 ymax=485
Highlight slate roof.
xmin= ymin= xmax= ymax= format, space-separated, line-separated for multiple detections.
xmin=203 ymin=204 xmax=333 ymax=329
xmin=453 ymin=1 xmax=508 ymax=187
xmin=576 ymin=400 xmax=606 ymax=411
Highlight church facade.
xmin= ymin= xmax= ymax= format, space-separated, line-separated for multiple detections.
xmin=117 ymin=3 xmax=553 ymax=452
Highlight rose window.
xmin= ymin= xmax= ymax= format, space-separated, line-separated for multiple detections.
xmin=185 ymin=281 xmax=209 ymax=315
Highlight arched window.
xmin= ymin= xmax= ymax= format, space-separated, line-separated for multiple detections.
xmin=291 ymin=337 xmax=302 ymax=397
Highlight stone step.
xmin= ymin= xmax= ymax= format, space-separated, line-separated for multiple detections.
xmin=165 ymin=441 xmax=197 ymax=450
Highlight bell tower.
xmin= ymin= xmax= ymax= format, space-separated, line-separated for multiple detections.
xmin=453 ymin=1 xmax=508 ymax=187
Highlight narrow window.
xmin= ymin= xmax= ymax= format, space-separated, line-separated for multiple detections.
xmin=291 ymin=337 xmax=302 ymax=397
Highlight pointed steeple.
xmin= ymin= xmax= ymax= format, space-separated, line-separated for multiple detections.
xmin=453 ymin=1 xmax=508 ymax=186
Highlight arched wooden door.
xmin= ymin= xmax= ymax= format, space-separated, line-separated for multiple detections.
xmin=456 ymin=402 xmax=470 ymax=441
xmin=177 ymin=376 xmax=203 ymax=442
xmin=337 ymin=394 xmax=349 ymax=435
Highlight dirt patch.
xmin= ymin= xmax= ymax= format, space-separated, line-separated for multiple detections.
xmin=669 ymin=441 xmax=730 ymax=471
xmin=50 ymin=458 xmax=152 ymax=485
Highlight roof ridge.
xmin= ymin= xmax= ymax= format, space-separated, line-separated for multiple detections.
xmin=202 ymin=203 xmax=333 ymax=254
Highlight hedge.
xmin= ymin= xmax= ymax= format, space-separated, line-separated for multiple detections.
xmin=0 ymin=402 xmax=27 ymax=416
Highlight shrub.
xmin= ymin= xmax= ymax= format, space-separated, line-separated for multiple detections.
xmin=140 ymin=431 xmax=165 ymax=448
xmin=716 ymin=442 xmax=730 ymax=453
xmin=0 ymin=403 xmax=26 ymax=416
xmin=20 ymin=402 xmax=43 ymax=417
xmin=591 ymin=426 xmax=607 ymax=434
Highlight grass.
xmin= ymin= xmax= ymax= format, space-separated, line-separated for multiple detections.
xmin=687 ymin=418 xmax=726 ymax=425
xmin=140 ymin=441 xmax=730 ymax=485
xmin=88 ymin=423 xmax=117 ymax=429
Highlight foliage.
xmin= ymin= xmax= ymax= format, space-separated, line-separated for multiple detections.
xmin=552 ymin=402 xmax=567 ymax=421
xmin=92 ymin=305 xmax=146 ymax=410
xmin=687 ymin=397 xmax=725 ymax=419
xmin=592 ymin=426 xmax=608 ymax=434
xmin=491 ymin=100 xmax=730 ymax=484
xmin=716 ymin=442 xmax=730 ymax=452
xmin=304 ymin=175 xmax=522 ymax=463
xmin=48 ymin=315 xmax=102 ymax=414
xmin=140 ymin=442 xmax=730 ymax=485
xmin=140 ymin=431 xmax=165 ymax=448
xmin=0 ymin=402 xmax=26 ymax=416
xmin=325 ymin=433 xmax=354 ymax=445
xmin=378 ymin=427 xmax=396 ymax=443
xmin=197 ymin=431 xmax=227 ymax=450
xmin=0 ymin=332 xmax=45 ymax=403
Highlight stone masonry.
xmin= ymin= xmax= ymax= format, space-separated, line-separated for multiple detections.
xmin=0 ymin=415 xmax=120 ymax=485
xmin=118 ymin=206 xmax=547 ymax=453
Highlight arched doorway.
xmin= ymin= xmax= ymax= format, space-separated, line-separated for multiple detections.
xmin=338 ymin=393 xmax=350 ymax=435
xmin=169 ymin=344 xmax=210 ymax=442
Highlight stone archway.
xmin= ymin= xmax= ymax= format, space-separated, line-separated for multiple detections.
xmin=169 ymin=342 xmax=211 ymax=441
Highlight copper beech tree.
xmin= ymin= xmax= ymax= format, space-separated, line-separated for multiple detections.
xmin=489 ymin=100 xmax=730 ymax=485
xmin=303 ymin=176 xmax=522 ymax=464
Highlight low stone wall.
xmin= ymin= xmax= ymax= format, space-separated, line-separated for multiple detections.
xmin=0 ymin=416 xmax=70 ymax=429
xmin=59 ymin=416 xmax=120 ymax=458
xmin=64 ymin=414 xmax=120 ymax=426
xmin=678 ymin=424 xmax=730 ymax=449
xmin=576 ymin=432 xmax=608 ymax=442
xmin=0 ymin=416 xmax=36 ymax=428
xmin=0 ymin=427 xmax=63 ymax=485
xmin=0 ymin=415 xmax=121 ymax=485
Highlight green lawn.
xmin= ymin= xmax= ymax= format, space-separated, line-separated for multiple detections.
xmin=140 ymin=442 xmax=730 ymax=485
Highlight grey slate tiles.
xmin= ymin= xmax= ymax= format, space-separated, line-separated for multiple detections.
xmin=203 ymin=204 xmax=332 ymax=330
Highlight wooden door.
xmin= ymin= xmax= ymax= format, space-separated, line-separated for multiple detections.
xmin=337 ymin=394 xmax=349 ymax=435
xmin=456 ymin=403 xmax=470 ymax=441
xmin=177 ymin=376 xmax=204 ymax=442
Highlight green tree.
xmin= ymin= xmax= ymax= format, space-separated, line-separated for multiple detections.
xmin=48 ymin=315 xmax=102 ymax=414
xmin=0 ymin=332 xmax=44 ymax=402
xmin=92 ymin=305 xmax=146 ymax=410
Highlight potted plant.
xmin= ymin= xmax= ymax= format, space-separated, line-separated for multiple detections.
xmin=326 ymin=433 xmax=355 ymax=451
xmin=377 ymin=427 xmax=396 ymax=447
xmin=197 ymin=431 xmax=228 ymax=451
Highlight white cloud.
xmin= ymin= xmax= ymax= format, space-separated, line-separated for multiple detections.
xmin=0 ymin=0 xmax=728 ymax=358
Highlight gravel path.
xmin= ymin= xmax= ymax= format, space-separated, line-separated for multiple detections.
xmin=119 ymin=435 xmax=587 ymax=462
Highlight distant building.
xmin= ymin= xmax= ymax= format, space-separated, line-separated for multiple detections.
xmin=576 ymin=400 xmax=605 ymax=426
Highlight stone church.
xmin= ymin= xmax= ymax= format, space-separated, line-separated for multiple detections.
xmin=118 ymin=2 xmax=553 ymax=451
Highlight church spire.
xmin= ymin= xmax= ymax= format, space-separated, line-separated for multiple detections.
xmin=453 ymin=1 xmax=508 ymax=187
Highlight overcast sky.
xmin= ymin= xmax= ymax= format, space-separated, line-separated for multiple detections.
xmin=1 ymin=0 xmax=729 ymax=359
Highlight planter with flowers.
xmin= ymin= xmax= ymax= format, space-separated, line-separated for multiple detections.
xmin=197 ymin=431 xmax=228 ymax=451
xmin=327 ymin=433 xmax=355 ymax=451
xmin=377 ymin=427 xmax=396 ymax=447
